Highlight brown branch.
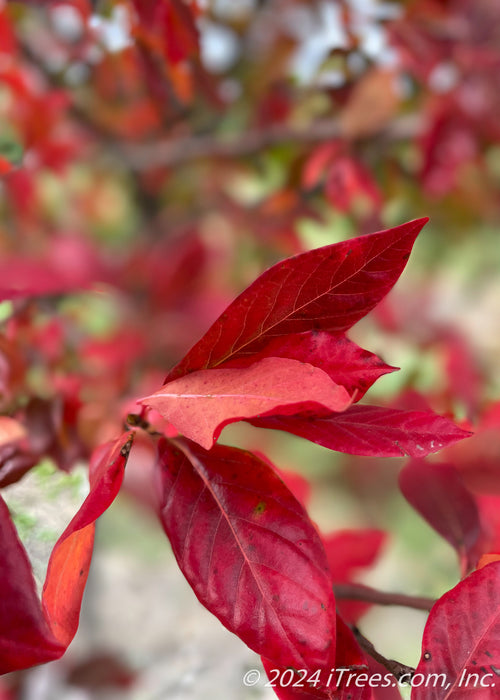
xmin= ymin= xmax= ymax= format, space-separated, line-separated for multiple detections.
xmin=352 ymin=626 xmax=416 ymax=682
xmin=334 ymin=582 xmax=436 ymax=612
xmin=115 ymin=114 xmax=422 ymax=170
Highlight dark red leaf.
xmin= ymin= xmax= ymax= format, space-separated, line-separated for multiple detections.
xmin=272 ymin=467 xmax=312 ymax=510
xmin=222 ymin=332 xmax=397 ymax=401
xmin=66 ymin=651 xmax=136 ymax=690
xmin=260 ymin=616 xmax=370 ymax=699
xmin=166 ymin=219 xmax=428 ymax=382
xmin=412 ymin=562 xmax=500 ymax=699
xmin=0 ymin=445 xmax=38 ymax=489
xmin=142 ymin=357 xmax=351 ymax=449
xmin=250 ymin=406 xmax=471 ymax=457
xmin=155 ymin=438 xmax=336 ymax=672
xmin=399 ymin=460 xmax=481 ymax=575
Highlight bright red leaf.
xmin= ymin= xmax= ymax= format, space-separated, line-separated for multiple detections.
xmin=250 ymin=406 xmax=471 ymax=457
xmin=399 ymin=460 xmax=480 ymax=575
xmin=142 ymin=356 xmax=351 ymax=449
xmin=165 ymin=219 xmax=429 ymax=382
xmin=413 ymin=562 xmax=500 ymax=699
xmin=155 ymin=437 xmax=336 ymax=672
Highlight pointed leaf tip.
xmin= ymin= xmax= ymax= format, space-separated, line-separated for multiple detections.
xmin=165 ymin=217 xmax=430 ymax=382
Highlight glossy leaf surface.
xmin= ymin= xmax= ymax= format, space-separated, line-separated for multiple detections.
xmin=251 ymin=405 xmax=471 ymax=457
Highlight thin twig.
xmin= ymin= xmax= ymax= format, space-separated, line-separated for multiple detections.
xmin=352 ymin=626 xmax=416 ymax=682
xmin=116 ymin=114 xmax=422 ymax=170
xmin=334 ymin=582 xmax=436 ymax=612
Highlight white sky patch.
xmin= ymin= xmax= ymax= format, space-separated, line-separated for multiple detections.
xmin=50 ymin=4 xmax=85 ymax=43
xmin=89 ymin=4 xmax=132 ymax=53
xmin=288 ymin=2 xmax=349 ymax=83
xmin=212 ymin=0 xmax=258 ymax=21
xmin=348 ymin=0 xmax=402 ymax=63
xmin=429 ymin=62 xmax=460 ymax=93
xmin=199 ymin=20 xmax=240 ymax=73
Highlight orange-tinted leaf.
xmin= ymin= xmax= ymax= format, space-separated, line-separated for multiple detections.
xmin=0 ymin=417 xmax=26 ymax=447
xmin=142 ymin=357 xmax=351 ymax=449
xmin=42 ymin=432 xmax=134 ymax=647
xmin=477 ymin=553 xmax=500 ymax=570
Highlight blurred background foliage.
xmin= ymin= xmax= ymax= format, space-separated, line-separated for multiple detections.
xmin=1 ymin=0 xmax=499 ymax=698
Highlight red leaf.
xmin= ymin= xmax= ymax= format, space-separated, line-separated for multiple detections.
xmin=399 ymin=460 xmax=480 ymax=574
xmin=368 ymin=659 xmax=403 ymax=699
xmin=142 ymin=357 xmax=351 ymax=449
xmin=334 ymin=617 xmax=372 ymax=700
xmin=0 ymin=236 xmax=104 ymax=302
xmin=302 ymin=142 xmax=342 ymax=190
xmin=412 ymin=562 xmax=500 ymax=699
xmin=0 ymin=432 xmax=134 ymax=674
xmin=250 ymin=406 xmax=471 ymax=457
xmin=222 ymin=332 xmax=397 ymax=401
xmin=250 ymin=451 xmax=312 ymax=509
xmin=155 ymin=438 xmax=336 ymax=672
xmin=260 ymin=616 xmax=370 ymax=699
xmin=324 ymin=530 xmax=387 ymax=581
xmin=166 ymin=219 xmax=428 ymax=382
xmin=325 ymin=156 xmax=382 ymax=214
